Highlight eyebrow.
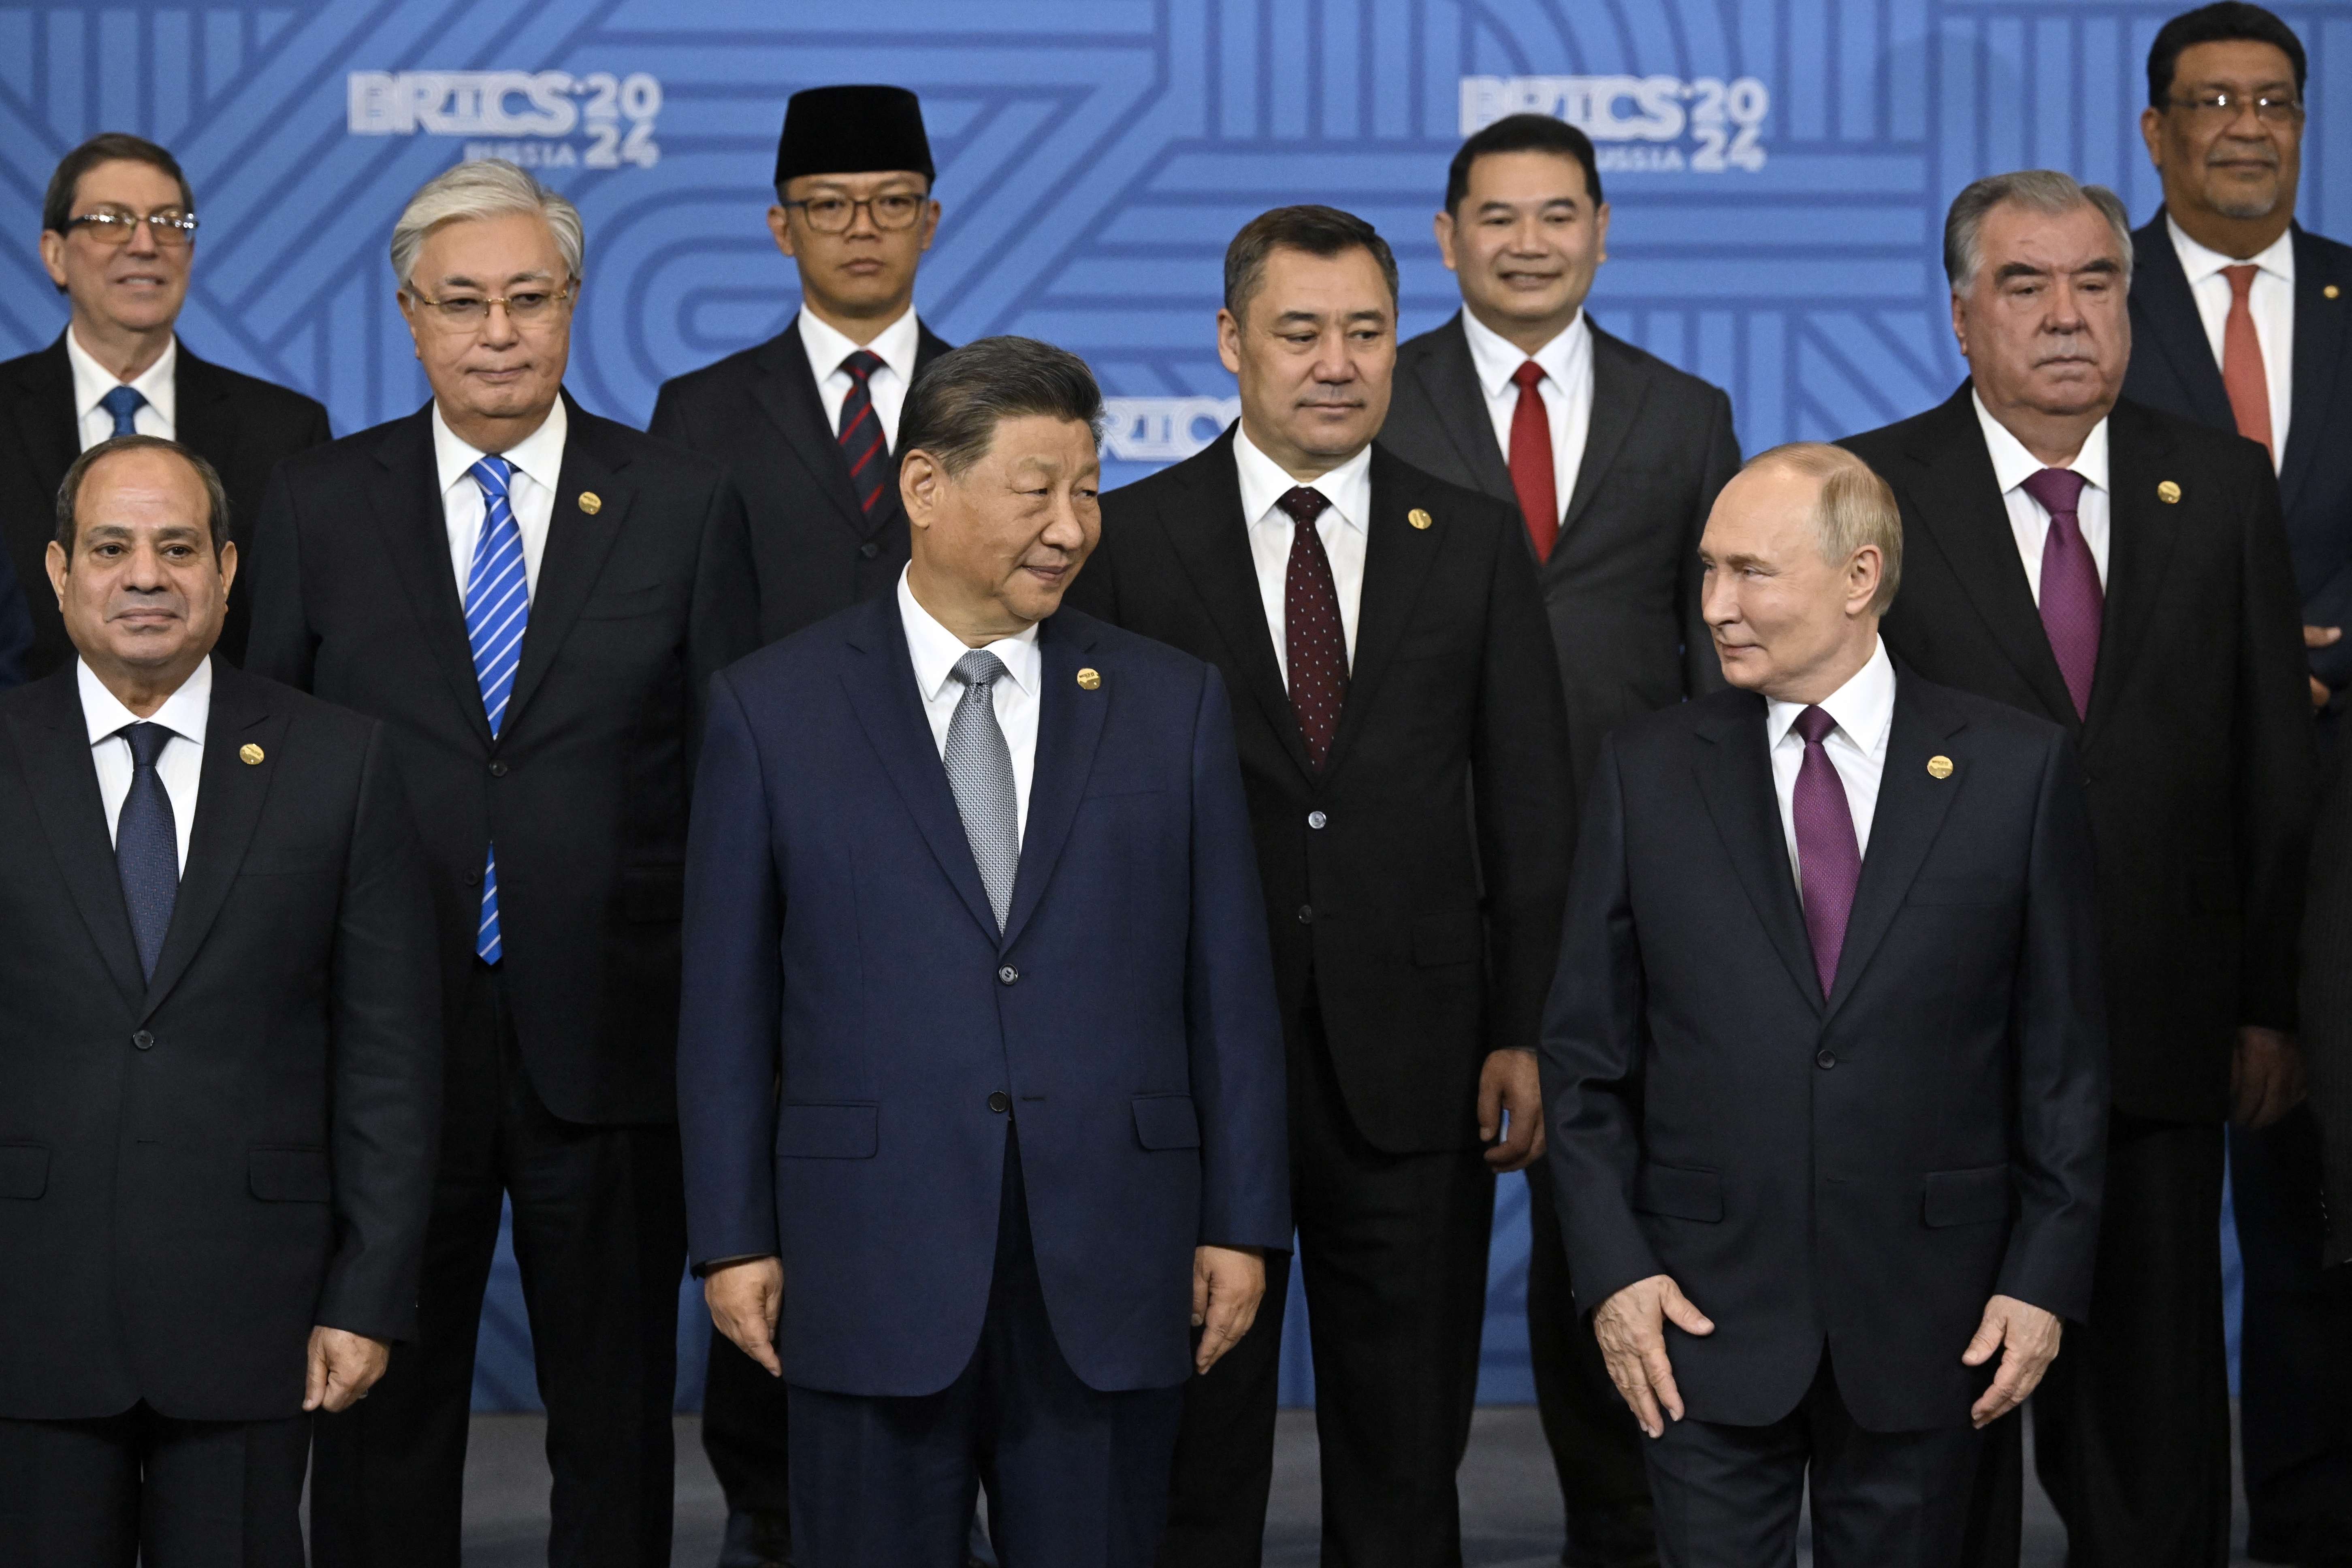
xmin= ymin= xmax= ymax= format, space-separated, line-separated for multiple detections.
xmin=1475 ymin=197 xmax=1579 ymax=215
xmin=431 ymin=268 xmax=556 ymax=290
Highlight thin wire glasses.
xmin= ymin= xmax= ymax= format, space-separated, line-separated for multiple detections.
xmin=405 ymin=286 xmax=576 ymax=330
xmin=2168 ymin=92 xmax=2305 ymax=125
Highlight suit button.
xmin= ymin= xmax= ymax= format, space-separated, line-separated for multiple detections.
xmin=987 ymin=1091 xmax=1011 ymax=1114
xmin=1816 ymin=1050 xmax=1836 ymax=1069
xmin=463 ymin=868 xmax=482 ymax=887
xmin=1297 ymin=905 xmax=1313 ymax=924
xmin=859 ymin=541 xmax=881 ymax=560
xmin=489 ymin=762 xmax=509 ymax=777
xmin=1307 ymin=811 xmax=1327 ymax=830
xmin=132 ymin=1030 xmax=154 ymax=1050
xmin=998 ymin=965 xmax=1019 ymax=986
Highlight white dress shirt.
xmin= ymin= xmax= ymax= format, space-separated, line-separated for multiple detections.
xmin=1972 ymin=389 xmax=2111 ymax=599
xmin=898 ymin=568 xmax=1041 ymax=842
xmin=1766 ymin=636 xmax=1896 ymax=883
xmin=1460 ymin=307 xmax=1595 ymax=525
xmin=68 ymin=328 xmax=177 ymax=449
xmin=2169 ymin=217 xmax=2294 ymax=468
xmin=433 ymin=399 xmax=567 ymax=601
xmin=1233 ymin=426 xmax=1373 ymax=683
xmin=800 ymin=305 xmax=923 ymax=450
xmin=80 ymin=655 xmax=210 ymax=873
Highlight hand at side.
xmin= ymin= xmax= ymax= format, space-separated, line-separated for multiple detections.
xmin=1592 ymin=1274 xmax=1716 ymax=1439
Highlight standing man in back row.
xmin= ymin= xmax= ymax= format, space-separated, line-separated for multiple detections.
xmin=1378 ymin=112 xmax=1741 ymax=1568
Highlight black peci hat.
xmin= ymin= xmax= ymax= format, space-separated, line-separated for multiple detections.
xmin=774 ymin=84 xmax=935 ymax=188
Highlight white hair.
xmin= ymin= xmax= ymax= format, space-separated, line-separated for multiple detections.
xmin=1943 ymin=169 xmax=2133 ymax=297
xmin=390 ymin=158 xmax=584 ymax=289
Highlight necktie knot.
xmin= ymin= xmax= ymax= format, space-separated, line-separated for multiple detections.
xmin=121 ymin=721 xmax=172 ymax=770
xmin=469 ymin=454 xmax=513 ymax=502
xmin=1276 ymin=486 xmax=1330 ymax=528
xmin=841 ymin=349 xmax=884 ymax=385
xmin=951 ymin=648 xmax=1009 ymax=693
xmin=1793 ymin=705 xmax=1837 ymax=748
xmin=100 ymin=384 xmax=146 ymax=437
xmin=2020 ymin=466 xmax=2086 ymax=519
xmin=2223 ymin=262 xmax=2260 ymax=302
xmin=1512 ymin=360 xmax=1546 ymax=392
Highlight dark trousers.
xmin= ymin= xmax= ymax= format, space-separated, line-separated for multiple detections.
xmin=1527 ymin=1156 xmax=1658 ymax=1566
xmin=2233 ymin=1105 xmax=2352 ymax=1559
xmin=1161 ymin=1007 xmax=1495 ymax=1568
xmin=703 ymin=1325 xmax=793 ymax=1547
xmin=0 ymin=1404 xmax=310 ymax=1568
xmin=1646 ymin=1351 xmax=1983 ymax=1568
xmin=309 ymin=960 xmax=687 ymax=1568
xmin=787 ymin=1126 xmax=1183 ymax=1568
xmin=2031 ymin=1114 xmax=2232 ymax=1568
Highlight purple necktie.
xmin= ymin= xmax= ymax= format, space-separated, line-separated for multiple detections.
xmin=2021 ymin=467 xmax=2100 ymax=720
xmin=1791 ymin=706 xmax=1860 ymax=999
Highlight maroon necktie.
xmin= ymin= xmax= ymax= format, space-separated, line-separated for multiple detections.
xmin=1279 ymin=486 xmax=1348 ymax=770
xmin=1791 ymin=706 xmax=1860 ymax=999
xmin=836 ymin=350 xmax=888 ymax=514
xmin=2021 ymin=467 xmax=2100 ymax=720
xmin=1509 ymin=361 xmax=1559 ymax=561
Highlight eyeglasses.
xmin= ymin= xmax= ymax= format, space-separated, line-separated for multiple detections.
xmin=2168 ymin=92 xmax=2305 ymax=125
xmin=405 ymin=285 xmax=575 ymax=330
xmin=781 ymin=193 xmax=928 ymax=234
xmin=68 ymin=208 xmax=198 ymax=247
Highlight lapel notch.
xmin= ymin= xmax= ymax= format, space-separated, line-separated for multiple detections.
xmin=7 ymin=672 xmax=145 ymax=1006
xmin=1320 ymin=450 xmax=1443 ymax=785
xmin=139 ymin=672 xmax=284 ymax=1020
xmin=1822 ymin=673 xmax=1964 ymax=1018
xmin=1690 ymin=697 xmax=1822 ymax=1013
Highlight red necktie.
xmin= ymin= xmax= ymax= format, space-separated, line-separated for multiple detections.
xmin=2021 ymin=467 xmax=2100 ymax=720
xmin=1278 ymin=486 xmax=1348 ymax=771
xmin=836 ymin=350 xmax=889 ymax=513
xmin=2221 ymin=264 xmax=2274 ymax=460
xmin=1791 ymin=706 xmax=1860 ymax=999
xmin=1508 ymin=361 xmax=1559 ymax=561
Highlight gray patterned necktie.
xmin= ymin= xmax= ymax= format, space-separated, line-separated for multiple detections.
xmin=944 ymin=649 xmax=1019 ymax=932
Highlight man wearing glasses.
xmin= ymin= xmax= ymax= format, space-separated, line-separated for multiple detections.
xmin=245 ymin=159 xmax=760 ymax=1568
xmin=0 ymin=133 xmax=331 ymax=676
xmin=2122 ymin=7 xmax=2352 ymax=1562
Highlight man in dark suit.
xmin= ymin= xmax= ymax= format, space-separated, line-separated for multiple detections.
xmin=1 ymin=133 xmax=332 ymax=677
xmin=2119 ymin=9 xmax=2352 ymax=1556
xmin=1067 ymin=205 xmax=1573 ymax=1566
xmin=245 ymin=159 xmax=761 ymax=1568
xmin=680 ymin=336 xmax=1289 ymax=1567
xmin=1545 ymin=441 xmax=2108 ymax=1568
xmin=0 ymin=434 xmax=440 ymax=1565
xmin=1842 ymin=169 xmax=2314 ymax=1568
xmin=651 ymin=85 xmax=952 ymax=645
xmin=1378 ymin=111 xmax=1740 ymax=1568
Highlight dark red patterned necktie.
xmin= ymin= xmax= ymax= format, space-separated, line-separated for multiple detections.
xmin=1279 ymin=486 xmax=1348 ymax=770
xmin=836 ymin=349 xmax=889 ymax=513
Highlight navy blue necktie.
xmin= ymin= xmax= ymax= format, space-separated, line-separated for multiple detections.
xmin=115 ymin=721 xmax=178 ymax=979
xmin=100 ymin=384 xmax=145 ymax=437
xmin=836 ymin=350 xmax=888 ymax=514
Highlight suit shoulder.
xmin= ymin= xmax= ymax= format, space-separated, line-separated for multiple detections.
xmin=1053 ymin=607 xmax=1212 ymax=685
xmin=2296 ymin=224 xmax=2352 ymax=273
xmin=1378 ymin=450 xmax=1517 ymax=532
xmin=2113 ymin=394 xmax=2268 ymax=468
xmin=1908 ymin=672 xmax=2068 ymax=753
xmin=222 ymin=668 xmax=383 ymax=750
xmin=654 ymin=338 xmax=774 ymax=407
xmin=1838 ymin=403 xmax=1951 ymax=468
xmin=1606 ymin=685 xmax=1742 ymax=764
xmin=571 ymin=405 xmax=731 ymax=484
xmin=270 ymin=419 xmax=401 ymax=484
xmin=1591 ymin=326 xmax=1733 ymax=411
xmin=1103 ymin=440 xmax=1224 ymax=515
xmin=185 ymin=353 xmax=329 ymax=424
xmin=1395 ymin=317 xmax=1463 ymax=369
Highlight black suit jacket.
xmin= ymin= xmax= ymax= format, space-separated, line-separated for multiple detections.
xmin=1543 ymin=671 xmax=2107 ymax=1431
xmin=1067 ymin=431 xmax=1573 ymax=1153
xmin=0 ymin=333 xmax=333 ymax=676
xmin=649 ymin=320 xmax=953 ymax=642
xmin=244 ymin=395 xmax=762 ymax=1126
xmin=1842 ymin=387 xmax=2314 ymax=1121
xmin=2303 ymin=748 xmax=2352 ymax=1266
xmin=0 ymin=662 xmax=440 ymax=1422
xmin=1379 ymin=313 xmax=1738 ymax=792
xmin=2124 ymin=214 xmax=2352 ymax=691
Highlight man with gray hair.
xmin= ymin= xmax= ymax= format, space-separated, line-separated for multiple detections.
xmin=246 ymin=158 xmax=761 ymax=1567
xmin=1841 ymin=169 xmax=2313 ymax=1568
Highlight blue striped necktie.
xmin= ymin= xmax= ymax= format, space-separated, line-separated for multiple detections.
xmin=463 ymin=456 xmax=527 ymax=963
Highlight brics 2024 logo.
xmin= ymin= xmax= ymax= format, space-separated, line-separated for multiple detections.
xmin=346 ymin=71 xmax=663 ymax=170
xmin=1460 ymin=75 xmax=1771 ymax=173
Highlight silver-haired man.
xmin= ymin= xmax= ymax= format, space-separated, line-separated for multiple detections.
xmin=247 ymin=159 xmax=762 ymax=1568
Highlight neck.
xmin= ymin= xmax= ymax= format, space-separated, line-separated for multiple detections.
xmin=1768 ymin=629 xmax=1878 ymax=708
xmin=439 ymin=398 xmax=554 ymax=457
xmin=88 ymin=653 xmax=202 ymax=719
xmin=70 ymin=316 xmax=172 ymax=384
xmin=1464 ymin=296 xmax=1582 ymax=358
xmin=2169 ymin=201 xmax=2293 ymax=263
xmin=1238 ymin=414 xmax=1363 ymax=484
xmin=907 ymin=559 xmax=1032 ymax=649
xmin=1978 ymin=383 xmax=2103 ymax=469
xmin=802 ymin=293 xmax=912 ymax=348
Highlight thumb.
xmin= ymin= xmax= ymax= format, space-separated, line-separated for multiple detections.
xmin=1476 ymin=1071 xmax=1502 ymax=1143
xmin=1192 ymin=1253 xmax=1210 ymax=1328
xmin=1961 ymin=1306 xmax=2007 ymax=1367
xmin=1661 ymin=1282 xmax=1716 ymax=1336
xmin=303 ymin=1335 xmax=328 ymax=1412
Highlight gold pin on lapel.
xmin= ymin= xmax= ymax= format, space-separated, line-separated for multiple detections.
xmin=2328 ymin=285 xmax=2343 ymax=300
xmin=578 ymin=491 xmax=602 ymax=515
xmin=2157 ymin=480 xmax=2182 ymax=505
xmin=239 ymin=743 xmax=265 ymax=766
xmin=1407 ymin=508 xmax=1433 ymax=530
xmin=1075 ymin=668 xmax=1102 ymax=691
xmin=1927 ymin=755 xmax=1953 ymax=779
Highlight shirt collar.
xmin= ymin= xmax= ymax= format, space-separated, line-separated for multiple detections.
xmin=2167 ymin=213 xmax=2296 ymax=287
xmin=1232 ymin=424 xmax=1373 ymax=535
xmin=432 ymin=396 xmax=569 ymax=498
xmin=895 ymin=566 xmax=1042 ymax=704
xmin=66 ymin=327 xmax=177 ymax=429
xmin=1765 ymin=636 xmax=1895 ymax=757
xmin=77 ymin=655 xmax=212 ymax=749
xmin=1459 ymin=307 xmax=1590 ymax=400
xmin=798 ymin=304 xmax=923 ymax=386
xmin=1971 ymin=386 xmax=2109 ymax=497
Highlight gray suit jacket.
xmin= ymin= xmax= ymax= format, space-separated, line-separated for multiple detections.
xmin=1378 ymin=311 xmax=1739 ymax=801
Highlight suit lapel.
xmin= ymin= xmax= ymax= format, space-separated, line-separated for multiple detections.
xmin=171 ymin=346 xmax=236 ymax=474
xmin=1322 ymin=449 xmax=1443 ymax=786
xmin=8 ymin=336 xmax=81 ymax=495
xmin=1691 ymin=697 xmax=1821 ymax=1013
xmin=1823 ymin=672 xmax=1962 ymax=1018
xmin=138 ymin=668 xmax=282 ymax=1021
xmin=1557 ymin=324 xmax=1648 ymax=542
xmin=6 ymin=669 xmax=145 ymax=1006
xmin=2085 ymin=404 xmax=2186 ymax=742
xmin=371 ymin=407 xmax=494 ymax=748
xmin=2131 ymin=215 xmax=2238 ymax=433
xmin=749 ymin=330 xmax=868 ymax=535
xmin=502 ymin=398 xmax=627 ymax=738
xmin=1408 ymin=315 xmax=1516 ymax=501
xmin=2281 ymin=226 xmax=2352 ymax=517
xmin=998 ymin=615 xmax=1108 ymax=950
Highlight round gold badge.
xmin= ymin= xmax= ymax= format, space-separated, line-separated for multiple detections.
xmin=578 ymin=491 xmax=602 ymax=515
xmin=1407 ymin=508 xmax=1433 ymax=530
xmin=2157 ymin=480 xmax=2182 ymax=505
xmin=2328 ymin=285 xmax=2343 ymax=300
xmin=240 ymin=744 xmax=265 ymax=766
xmin=1927 ymin=755 xmax=1953 ymax=779
xmin=1076 ymin=668 xmax=1101 ymax=690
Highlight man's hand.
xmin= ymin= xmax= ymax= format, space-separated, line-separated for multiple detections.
xmin=706 ymin=1257 xmax=785 ymax=1377
xmin=2306 ymin=626 xmax=2340 ymax=710
xmin=1192 ymin=1245 xmax=1267 ymax=1375
xmin=2232 ymin=1025 xmax=2307 ymax=1130
xmin=1962 ymin=1294 xmax=2063 ymax=1427
xmin=1592 ymin=1274 xmax=1715 ymax=1439
xmin=303 ymin=1327 xmax=391 ymax=1413
xmin=1478 ymin=1049 xmax=1546 ymax=1173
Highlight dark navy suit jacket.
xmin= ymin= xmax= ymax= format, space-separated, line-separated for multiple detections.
xmin=678 ymin=591 xmax=1291 ymax=1398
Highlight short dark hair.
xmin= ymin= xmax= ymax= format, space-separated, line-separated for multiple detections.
xmin=1446 ymin=114 xmax=1603 ymax=213
xmin=2148 ymin=2 xmax=2306 ymax=107
xmin=43 ymin=133 xmax=195 ymax=237
xmin=1223 ymin=205 xmax=1399 ymax=323
xmin=55 ymin=435 xmax=229 ymax=558
xmin=899 ymin=336 xmax=1105 ymax=478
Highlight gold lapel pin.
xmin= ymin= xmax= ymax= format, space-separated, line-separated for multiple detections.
xmin=578 ymin=491 xmax=602 ymax=515
xmin=2328 ymin=285 xmax=2342 ymax=300
xmin=1407 ymin=508 xmax=1433 ymax=530
xmin=240 ymin=743 xmax=265 ymax=766
xmin=1075 ymin=668 xmax=1102 ymax=691
xmin=1926 ymin=755 xmax=1953 ymax=779
xmin=2157 ymin=480 xmax=2182 ymax=505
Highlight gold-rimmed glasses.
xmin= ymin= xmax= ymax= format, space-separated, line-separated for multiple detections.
xmin=68 ymin=207 xmax=199 ymax=247
xmin=404 ymin=284 xmax=576 ymax=331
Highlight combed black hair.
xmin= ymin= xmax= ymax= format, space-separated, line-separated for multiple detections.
xmin=899 ymin=336 xmax=1105 ymax=477
xmin=55 ymin=435 xmax=230 ymax=558
xmin=1446 ymin=113 xmax=1603 ymax=213
xmin=1222 ymin=205 xmax=1399 ymax=323
xmin=2148 ymin=2 xmax=2306 ymax=107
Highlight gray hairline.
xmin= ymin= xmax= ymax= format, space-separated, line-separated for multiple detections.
xmin=1945 ymin=169 xmax=2134 ymax=296
xmin=390 ymin=159 xmax=585 ymax=291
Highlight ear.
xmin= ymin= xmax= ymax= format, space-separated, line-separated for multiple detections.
xmin=917 ymin=198 xmax=941 ymax=255
xmin=1433 ymin=209 xmax=1459 ymax=273
xmin=1847 ymin=544 xmax=1884 ymax=617
xmin=1949 ymin=290 xmax=1969 ymax=355
xmin=767 ymin=205 xmax=798 ymax=260
xmin=45 ymin=538 xmax=68 ymax=610
xmin=1216 ymin=308 xmax=1243 ymax=376
xmin=38 ymin=230 xmax=68 ymax=290
xmin=900 ymin=449 xmax=942 ymax=531
xmin=2139 ymin=105 xmax=2166 ymax=170
xmin=1594 ymin=201 xmax=1612 ymax=264
xmin=395 ymin=289 xmax=424 ymax=361
xmin=216 ymin=538 xmax=239 ymax=601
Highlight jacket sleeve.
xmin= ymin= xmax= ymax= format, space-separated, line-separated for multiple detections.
xmin=684 ymin=471 xmax=764 ymax=800
xmin=243 ymin=465 xmax=318 ymax=692
xmin=2233 ymin=446 xmax=2319 ymax=1031
xmin=2299 ymin=750 xmax=2352 ymax=1267
xmin=0 ymin=538 xmax=30 ymax=691
xmin=1680 ymin=387 xmax=1739 ymax=699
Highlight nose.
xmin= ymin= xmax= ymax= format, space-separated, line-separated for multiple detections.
xmin=479 ymin=300 xmax=523 ymax=348
xmin=123 ymin=217 xmax=161 ymax=258
xmin=1700 ymin=565 xmax=1737 ymax=627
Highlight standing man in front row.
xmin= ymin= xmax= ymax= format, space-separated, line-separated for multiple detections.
xmin=680 ymin=337 xmax=1290 ymax=1567
xmin=0 ymin=436 xmax=441 ymax=1564
xmin=1545 ymin=443 xmax=2109 ymax=1568
xmin=1069 ymin=206 xmax=1573 ymax=1565
xmin=247 ymin=159 xmax=761 ymax=1567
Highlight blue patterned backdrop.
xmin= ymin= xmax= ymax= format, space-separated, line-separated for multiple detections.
xmin=2 ymin=0 xmax=2334 ymax=1410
